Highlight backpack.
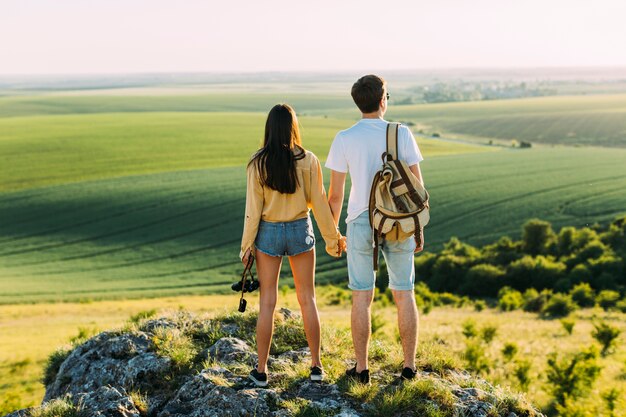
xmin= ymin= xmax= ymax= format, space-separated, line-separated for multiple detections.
xmin=368 ymin=122 xmax=430 ymax=271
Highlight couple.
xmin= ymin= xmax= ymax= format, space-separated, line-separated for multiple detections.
xmin=239 ymin=74 xmax=425 ymax=387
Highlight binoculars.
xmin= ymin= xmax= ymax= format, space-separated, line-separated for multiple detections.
xmin=231 ymin=278 xmax=260 ymax=293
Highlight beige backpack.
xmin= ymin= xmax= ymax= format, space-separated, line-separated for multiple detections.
xmin=368 ymin=122 xmax=430 ymax=270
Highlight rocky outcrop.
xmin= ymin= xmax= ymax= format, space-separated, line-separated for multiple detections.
xmin=4 ymin=310 xmax=545 ymax=417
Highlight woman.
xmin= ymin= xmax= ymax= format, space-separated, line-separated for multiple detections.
xmin=240 ymin=103 xmax=345 ymax=387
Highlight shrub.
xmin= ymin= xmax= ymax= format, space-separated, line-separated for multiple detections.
xmin=498 ymin=287 xmax=523 ymax=311
xmin=371 ymin=312 xmax=386 ymax=335
xmin=541 ymin=293 xmax=577 ymax=318
xmin=506 ymin=255 xmax=566 ymax=290
xmin=502 ymin=342 xmax=518 ymax=361
xmin=437 ymin=292 xmax=462 ymax=306
xmin=514 ymin=359 xmax=532 ymax=391
xmin=568 ymin=264 xmax=591 ymax=286
xmin=43 ymin=347 xmax=73 ymax=386
xmin=522 ymin=288 xmax=551 ymax=313
xmin=522 ymin=219 xmax=556 ymax=255
xmin=597 ymin=290 xmax=620 ymax=311
xmin=129 ymin=309 xmax=157 ymax=324
xmin=481 ymin=236 xmax=523 ymax=266
xmin=591 ymin=321 xmax=621 ymax=356
xmin=616 ymin=299 xmax=626 ymax=313
xmin=546 ymin=346 xmax=602 ymax=407
xmin=602 ymin=388 xmax=621 ymax=417
xmin=461 ymin=319 xmax=478 ymax=339
xmin=461 ymin=264 xmax=505 ymax=297
xmin=474 ymin=300 xmax=487 ymax=312
xmin=480 ymin=325 xmax=498 ymax=344
xmin=429 ymin=254 xmax=468 ymax=292
xmin=464 ymin=341 xmax=490 ymax=374
xmin=560 ymin=318 xmax=576 ymax=335
xmin=569 ymin=283 xmax=595 ymax=308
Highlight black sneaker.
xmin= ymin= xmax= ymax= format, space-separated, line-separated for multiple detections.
xmin=249 ymin=368 xmax=268 ymax=387
xmin=400 ymin=367 xmax=417 ymax=381
xmin=310 ymin=366 xmax=324 ymax=382
xmin=345 ymin=365 xmax=370 ymax=384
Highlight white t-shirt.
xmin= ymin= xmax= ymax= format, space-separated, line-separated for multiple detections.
xmin=325 ymin=118 xmax=424 ymax=223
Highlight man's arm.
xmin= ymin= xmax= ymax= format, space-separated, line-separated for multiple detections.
xmin=328 ymin=170 xmax=347 ymax=226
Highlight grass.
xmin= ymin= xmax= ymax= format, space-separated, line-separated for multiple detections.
xmin=3 ymin=293 xmax=625 ymax=415
xmin=384 ymin=94 xmax=626 ymax=148
xmin=1 ymin=146 xmax=625 ymax=304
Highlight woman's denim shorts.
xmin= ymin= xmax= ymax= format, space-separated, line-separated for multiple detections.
xmin=255 ymin=216 xmax=315 ymax=257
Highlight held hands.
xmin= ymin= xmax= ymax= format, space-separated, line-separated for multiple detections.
xmin=337 ymin=235 xmax=348 ymax=256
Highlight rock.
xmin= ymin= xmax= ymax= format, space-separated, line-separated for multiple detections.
xmin=278 ymin=308 xmax=299 ymax=320
xmin=2 ymin=409 xmax=30 ymax=417
xmin=207 ymin=337 xmax=256 ymax=365
xmin=157 ymin=372 xmax=274 ymax=417
xmin=44 ymin=331 xmax=171 ymax=401
xmin=75 ymin=386 xmax=142 ymax=417
xmin=10 ymin=311 xmax=544 ymax=417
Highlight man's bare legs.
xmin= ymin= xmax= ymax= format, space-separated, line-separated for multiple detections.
xmin=392 ymin=289 xmax=419 ymax=370
xmin=351 ymin=289 xmax=375 ymax=372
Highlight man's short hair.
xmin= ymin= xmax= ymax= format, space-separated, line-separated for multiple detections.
xmin=351 ymin=75 xmax=386 ymax=113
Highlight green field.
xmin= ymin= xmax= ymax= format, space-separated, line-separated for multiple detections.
xmin=1 ymin=89 xmax=626 ymax=304
xmin=2 ymin=146 xmax=625 ymax=304
xmin=386 ymin=94 xmax=626 ymax=147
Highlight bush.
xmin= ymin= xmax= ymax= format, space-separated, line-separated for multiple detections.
xmin=481 ymin=236 xmax=523 ymax=266
xmin=560 ymin=318 xmax=576 ymax=335
xmin=569 ymin=283 xmax=596 ymax=308
xmin=474 ymin=300 xmax=487 ymax=312
xmin=461 ymin=319 xmax=478 ymax=339
xmin=514 ymin=359 xmax=532 ymax=391
xmin=592 ymin=321 xmax=621 ymax=356
xmin=568 ymin=263 xmax=591 ymax=286
xmin=428 ymin=254 xmax=468 ymax=292
xmin=461 ymin=264 xmax=506 ymax=297
xmin=616 ymin=299 xmax=626 ymax=313
xmin=498 ymin=287 xmax=523 ymax=311
xmin=546 ymin=346 xmax=602 ymax=407
xmin=502 ymin=342 xmax=518 ymax=361
xmin=597 ymin=290 xmax=620 ymax=311
xmin=522 ymin=219 xmax=556 ymax=255
xmin=522 ymin=288 xmax=551 ymax=313
xmin=464 ymin=341 xmax=490 ymax=374
xmin=43 ymin=347 xmax=73 ymax=386
xmin=541 ymin=293 xmax=577 ymax=318
xmin=480 ymin=325 xmax=498 ymax=344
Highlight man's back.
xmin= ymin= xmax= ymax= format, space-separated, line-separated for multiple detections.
xmin=326 ymin=118 xmax=423 ymax=223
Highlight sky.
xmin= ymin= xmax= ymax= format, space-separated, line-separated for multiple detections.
xmin=1 ymin=0 xmax=626 ymax=74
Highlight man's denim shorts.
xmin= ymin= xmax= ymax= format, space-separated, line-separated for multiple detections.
xmin=255 ymin=216 xmax=316 ymax=257
xmin=347 ymin=211 xmax=416 ymax=291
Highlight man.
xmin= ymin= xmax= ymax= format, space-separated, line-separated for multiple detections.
xmin=326 ymin=74 xmax=425 ymax=383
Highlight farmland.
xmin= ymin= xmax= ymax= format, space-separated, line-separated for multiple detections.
xmin=1 ymin=146 xmax=625 ymax=304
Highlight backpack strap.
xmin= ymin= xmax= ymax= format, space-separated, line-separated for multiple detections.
xmin=386 ymin=122 xmax=400 ymax=161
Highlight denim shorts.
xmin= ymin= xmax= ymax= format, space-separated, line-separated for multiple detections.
xmin=255 ymin=216 xmax=315 ymax=257
xmin=347 ymin=211 xmax=416 ymax=291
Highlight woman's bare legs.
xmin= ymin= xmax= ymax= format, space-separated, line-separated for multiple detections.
xmin=288 ymin=248 xmax=322 ymax=368
xmin=256 ymin=251 xmax=282 ymax=373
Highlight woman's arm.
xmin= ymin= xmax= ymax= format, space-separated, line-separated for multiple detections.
xmin=310 ymin=155 xmax=343 ymax=257
xmin=240 ymin=163 xmax=264 ymax=263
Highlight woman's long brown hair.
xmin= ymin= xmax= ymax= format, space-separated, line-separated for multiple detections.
xmin=249 ymin=104 xmax=304 ymax=194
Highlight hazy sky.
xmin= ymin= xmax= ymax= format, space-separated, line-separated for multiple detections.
xmin=1 ymin=0 xmax=626 ymax=74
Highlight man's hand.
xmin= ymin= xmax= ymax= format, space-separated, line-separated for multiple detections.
xmin=415 ymin=228 xmax=424 ymax=253
xmin=337 ymin=235 xmax=347 ymax=256
xmin=241 ymin=248 xmax=254 ymax=266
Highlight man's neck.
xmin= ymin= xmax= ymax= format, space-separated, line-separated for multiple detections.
xmin=362 ymin=112 xmax=384 ymax=119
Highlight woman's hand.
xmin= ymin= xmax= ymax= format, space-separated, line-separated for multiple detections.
xmin=242 ymin=248 xmax=254 ymax=266
xmin=338 ymin=235 xmax=347 ymax=256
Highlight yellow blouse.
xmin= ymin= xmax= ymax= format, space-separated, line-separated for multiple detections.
xmin=240 ymin=150 xmax=342 ymax=259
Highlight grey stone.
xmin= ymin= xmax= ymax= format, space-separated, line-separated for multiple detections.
xmin=207 ymin=337 xmax=256 ymax=365
xmin=44 ymin=331 xmax=171 ymax=401
xmin=75 ymin=386 xmax=142 ymax=417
